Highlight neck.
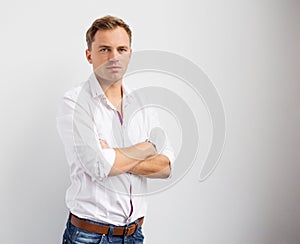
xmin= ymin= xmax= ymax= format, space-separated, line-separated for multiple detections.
xmin=97 ymin=77 xmax=123 ymax=108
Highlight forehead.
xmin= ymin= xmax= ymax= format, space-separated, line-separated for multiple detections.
xmin=92 ymin=27 xmax=130 ymax=47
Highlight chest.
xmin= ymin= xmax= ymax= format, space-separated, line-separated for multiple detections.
xmin=93 ymin=103 xmax=150 ymax=148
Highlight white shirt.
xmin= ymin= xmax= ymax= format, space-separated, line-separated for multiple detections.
xmin=56 ymin=73 xmax=175 ymax=226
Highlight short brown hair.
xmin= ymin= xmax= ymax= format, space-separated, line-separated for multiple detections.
xmin=86 ymin=15 xmax=132 ymax=50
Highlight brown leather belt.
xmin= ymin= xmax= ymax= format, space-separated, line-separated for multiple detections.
xmin=70 ymin=213 xmax=144 ymax=236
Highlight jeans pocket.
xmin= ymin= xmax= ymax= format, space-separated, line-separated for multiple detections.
xmin=133 ymin=227 xmax=144 ymax=242
xmin=63 ymin=220 xmax=104 ymax=244
xmin=72 ymin=229 xmax=104 ymax=244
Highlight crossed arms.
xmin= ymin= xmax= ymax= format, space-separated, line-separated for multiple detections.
xmin=57 ymin=92 xmax=172 ymax=181
xmin=100 ymin=140 xmax=171 ymax=178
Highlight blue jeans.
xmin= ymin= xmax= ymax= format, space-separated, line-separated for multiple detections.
xmin=62 ymin=216 xmax=144 ymax=244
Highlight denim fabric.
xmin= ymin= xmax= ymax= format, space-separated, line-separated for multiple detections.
xmin=62 ymin=217 xmax=144 ymax=244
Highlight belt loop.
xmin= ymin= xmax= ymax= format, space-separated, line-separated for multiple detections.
xmin=107 ymin=225 xmax=114 ymax=243
xmin=134 ymin=218 xmax=139 ymax=225
xmin=133 ymin=218 xmax=139 ymax=234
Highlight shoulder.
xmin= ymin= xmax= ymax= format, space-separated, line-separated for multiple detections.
xmin=63 ymin=80 xmax=91 ymax=101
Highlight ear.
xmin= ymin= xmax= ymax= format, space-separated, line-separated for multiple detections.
xmin=86 ymin=49 xmax=93 ymax=64
xmin=129 ymin=48 xmax=132 ymax=59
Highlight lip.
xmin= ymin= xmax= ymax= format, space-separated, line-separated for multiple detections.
xmin=106 ymin=66 xmax=122 ymax=69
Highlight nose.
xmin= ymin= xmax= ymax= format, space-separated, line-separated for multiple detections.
xmin=108 ymin=49 xmax=119 ymax=61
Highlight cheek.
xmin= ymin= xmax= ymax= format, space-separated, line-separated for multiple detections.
xmin=92 ymin=55 xmax=108 ymax=67
xmin=120 ymin=54 xmax=131 ymax=65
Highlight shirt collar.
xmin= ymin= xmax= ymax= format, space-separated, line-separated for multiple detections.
xmin=89 ymin=72 xmax=105 ymax=98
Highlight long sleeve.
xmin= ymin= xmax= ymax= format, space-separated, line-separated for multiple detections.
xmin=146 ymin=107 xmax=176 ymax=176
xmin=56 ymin=88 xmax=115 ymax=181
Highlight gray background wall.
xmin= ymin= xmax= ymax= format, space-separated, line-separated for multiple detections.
xmin=0 ymin=0 xmax=299 ymax=243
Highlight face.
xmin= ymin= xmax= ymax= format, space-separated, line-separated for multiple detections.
xmin=86 ymin=27 xmax=132 ymax=86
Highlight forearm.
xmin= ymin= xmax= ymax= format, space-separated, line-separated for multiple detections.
xmin=129 ymin=154 xmax=171 ymax=179
xmin=108 ymin=142 xmax=156 ymax=176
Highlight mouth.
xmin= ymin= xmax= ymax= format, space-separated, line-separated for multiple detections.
xmin=106 ymin=66 xmax=122 ymax=71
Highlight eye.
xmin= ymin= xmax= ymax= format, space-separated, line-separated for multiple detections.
xmin=119 ymin=47 xmax=128 ymax=53
xmin=99 ymin=48 xmax=109 ymax=53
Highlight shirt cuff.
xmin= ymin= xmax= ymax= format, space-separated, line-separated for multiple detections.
xmin=98 ymin=148 xmax=116 ymax=178
xmin=160 ymin=147 xmax=175 ymax=178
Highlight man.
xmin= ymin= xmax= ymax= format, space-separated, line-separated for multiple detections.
xmin=57 ymin=16 xmax=175 ymax=244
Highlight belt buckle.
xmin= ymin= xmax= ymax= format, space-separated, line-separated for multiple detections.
xmin=123 ymin=225 xmax=129 ymax=236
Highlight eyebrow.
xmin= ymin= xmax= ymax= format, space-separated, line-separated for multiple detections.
xmin=97 ymin=45 xmax=129 ymax=49
xmin=97 ymin=45 xmax=110 ymax=49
